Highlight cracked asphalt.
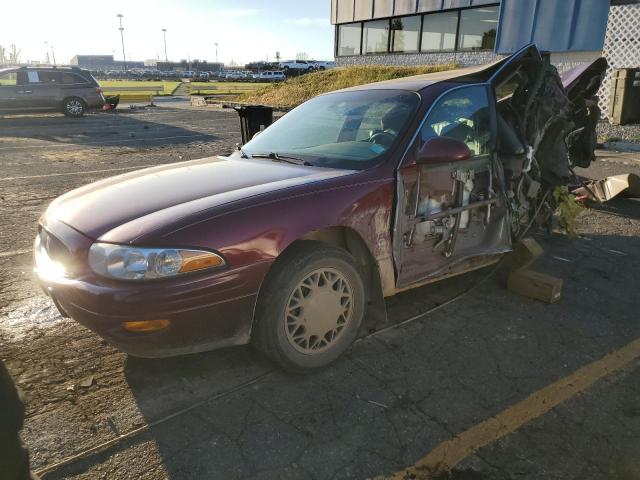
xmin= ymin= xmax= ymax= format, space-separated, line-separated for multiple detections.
xmin=0 ymin=104 xmax=639 ymax=480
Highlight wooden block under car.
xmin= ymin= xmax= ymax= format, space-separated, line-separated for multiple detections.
xmin=503 ymin=237 xmax=544 ymax=271
xmin=507 ymin=269 xmax=563 ymax=304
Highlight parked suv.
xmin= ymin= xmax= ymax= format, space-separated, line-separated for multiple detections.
xmin=0 ymin=66 xmax=105 ymax=117
xmin=256 ymin=71 xmax=286 ymax=82
xmin=279 ymin=60 xmax=315 ymax=71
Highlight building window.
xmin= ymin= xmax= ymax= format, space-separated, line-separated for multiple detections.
xmin=421 ymin=10 xmax=459 ymax=52
xmin=363 ymin=19 xmax=390 ymax=54
xmin=458 ymin=6 xmax=499 ymax=51
xmin=391 ymin=15 xmax=421 ymax=53
xmin=338 ymin=23 xmax=362 ymax=56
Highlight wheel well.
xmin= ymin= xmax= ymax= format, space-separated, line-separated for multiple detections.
xmin=254 ymin=227 xmax=387 ymax=334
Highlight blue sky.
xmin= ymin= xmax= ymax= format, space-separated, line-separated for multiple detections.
xmin=3 ymin=0 xmax=335 ymax=65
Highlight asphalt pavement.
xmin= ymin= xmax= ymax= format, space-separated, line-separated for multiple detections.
xmin=0 ymin=106 xmax=639 ymax=480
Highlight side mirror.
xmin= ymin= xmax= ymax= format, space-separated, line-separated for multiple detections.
xmin=417 ymin=137 xmax=472 ymax=165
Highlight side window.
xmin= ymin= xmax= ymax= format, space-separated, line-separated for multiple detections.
xmin=26 ymin=71 xmax=40 ymax=83
xmin=38 ymin=71 xmax=63 ymax=84
xmin=0 ymin=71 xmax=17 ymax=86
xmin=61 ymin=72 xmax=88 ymax=84
xmin=421 ymin=85 xmax=491 ymax=156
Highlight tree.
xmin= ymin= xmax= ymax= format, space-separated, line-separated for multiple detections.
xmin=295 ymin=52 xmax=309 ymax=61
xmin=9 ymin=45 xmax=21 ymax=65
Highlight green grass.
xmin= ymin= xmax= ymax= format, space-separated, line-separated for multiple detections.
xmin=237 ymin=64 xmax=458 ymax=108
xmin=189 ymin=81 xmax=267 ymax=95
xmin=100 ymin=81 xmax=180 ymax=96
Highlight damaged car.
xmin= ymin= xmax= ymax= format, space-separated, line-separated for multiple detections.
xmin=34 ymin=44 xmax=606 ymax=371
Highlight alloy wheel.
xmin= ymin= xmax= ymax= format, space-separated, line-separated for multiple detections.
xmin=66 ymin=99 xmax=83 ymax=116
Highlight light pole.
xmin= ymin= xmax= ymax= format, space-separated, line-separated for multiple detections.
xmin=162 ymin=28 xmax=168 ymax=62
xmin=44 ymin=41 xmax=56 ymax=65
xmin=117 ymin=13 xmax=127 ymax=72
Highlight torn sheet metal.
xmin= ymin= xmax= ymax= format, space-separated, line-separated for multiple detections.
xmin=573 ymin=173 xmax=640 ymax=203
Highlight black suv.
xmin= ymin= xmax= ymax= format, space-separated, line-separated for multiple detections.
xmin=0 ymin=66 xmax=105 ymax=117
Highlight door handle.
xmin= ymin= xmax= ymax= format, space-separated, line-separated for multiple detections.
xmin=18 ymin=90 xmax=33 ymax=94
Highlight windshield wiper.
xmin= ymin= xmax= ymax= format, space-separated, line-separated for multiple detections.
xmin=249 ymin=152 xmax=312 ymax=166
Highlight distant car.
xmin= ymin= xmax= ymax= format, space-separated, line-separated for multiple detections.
xmin=194 ymin=72 xmax=210 ymax=81
xmin=279 ymin=60 xmax=314 ymax=71
xmin=0 ymin=66 xmax=105 ymax=117
xmin=310 ymin=61 xmax=336 ymax=70
xmin=223 ymin=71 xmax=243 ymax=80
xmin=256 ymin=71 xmax=285 ymax=82
xmin=34 ymin=45 xmax=605 ymax=371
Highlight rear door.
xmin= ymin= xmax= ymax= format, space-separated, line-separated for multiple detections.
xmin=394 ymin=84 xmax=510 ymax=289
xmin=30 ymin=70 xmax=63 ymax=109
xmin=14 ymin=70 xmax=56 ymax=110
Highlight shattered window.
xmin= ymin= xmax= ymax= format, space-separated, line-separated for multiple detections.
xmin=421 ymin=85 xmax=491 ymax=156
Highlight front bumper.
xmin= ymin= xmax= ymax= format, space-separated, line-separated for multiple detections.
xmin=34 ymin=222 xmax=271 ymax=357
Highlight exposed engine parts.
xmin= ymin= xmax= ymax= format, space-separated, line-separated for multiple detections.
xmin=401 ymin=51 xmax=607 ymax=259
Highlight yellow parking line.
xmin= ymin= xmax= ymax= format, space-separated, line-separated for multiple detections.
xmin=390 ymin=337 xmax=640 ymax=479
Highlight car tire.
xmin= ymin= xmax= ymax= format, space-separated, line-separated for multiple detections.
xmin=253 ymin=242 xmax=365 ymax=373
xmin=62 ymin=97 xmax=86 ymax=117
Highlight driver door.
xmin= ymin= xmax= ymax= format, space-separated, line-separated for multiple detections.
xmin=393 ymin=84 xmax=511 ymax=289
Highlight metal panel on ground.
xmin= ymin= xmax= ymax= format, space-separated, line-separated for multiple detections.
xmin=496 ymin=0 xmax=609 ymax=54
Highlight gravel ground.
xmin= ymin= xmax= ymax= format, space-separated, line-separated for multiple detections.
xmin=1 ymin=106 xmax=639 ymax=480
xmin=597 ymin=120 xmax=640 ymax=144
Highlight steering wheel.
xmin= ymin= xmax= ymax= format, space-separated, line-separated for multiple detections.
xmin=368 ymin=131 xmax=395 ymax=147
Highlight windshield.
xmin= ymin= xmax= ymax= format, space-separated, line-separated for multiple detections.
xmin=241 ymin=90 xmax=420 ymax=170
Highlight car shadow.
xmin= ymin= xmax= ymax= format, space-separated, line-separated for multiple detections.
xmin=592 ymin=197 xmax=640 ymax=221
xmin=0 ymin=109 xmax=230 ymax=149
xmin=45 ymin=233 xmax=640 ymax=479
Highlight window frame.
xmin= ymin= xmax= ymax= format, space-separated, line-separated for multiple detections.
xmin=390 ymin=14 xmax=422 ymax=54
xmin=363 ymin=18 xmax=392 ymax=55
xmin=421 ymin=9 xmax=460 ymax=53
xmin=0 ymin=70 xmax=18 ymax=87
xmin=334 ymin=3 xmax=500 ymax=57
xmin=456 ymin=5 xmax=500 ymax=52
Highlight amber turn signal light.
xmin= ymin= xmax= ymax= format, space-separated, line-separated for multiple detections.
xmin=179 ymin=251 xmax=224 ymax=273
xmin=122 ymin=319 xmax=171 ymax=333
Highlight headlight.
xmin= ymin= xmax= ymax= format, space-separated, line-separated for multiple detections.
xmin=88 ymin=243 xmax=225 ymax=280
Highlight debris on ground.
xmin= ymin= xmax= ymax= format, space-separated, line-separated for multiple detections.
xmin=506 ymin=238 xmax=563 ymax=304
xmin=574 ymin=173 xmax=640 ymax=203
xmin=78 ymin=375 xmax=95 ymax=389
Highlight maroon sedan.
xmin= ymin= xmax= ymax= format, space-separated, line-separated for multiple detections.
xmin=35 ymin=45 xmax=605 ymax=371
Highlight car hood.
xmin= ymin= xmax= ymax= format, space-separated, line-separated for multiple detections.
xmin=46 ymin=156 xmax=355 ymax=241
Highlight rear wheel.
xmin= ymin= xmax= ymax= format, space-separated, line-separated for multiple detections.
xmin=253 ymin=242 xmax=365 ymax=372
xmin=62 ymin=97 xmax=85 ymax=117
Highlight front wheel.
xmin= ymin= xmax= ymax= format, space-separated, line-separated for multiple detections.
xmin=62 ymin=97 xmax=85 ymax=117
xmin=253 ymin=242 xmax=365 ymax=372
